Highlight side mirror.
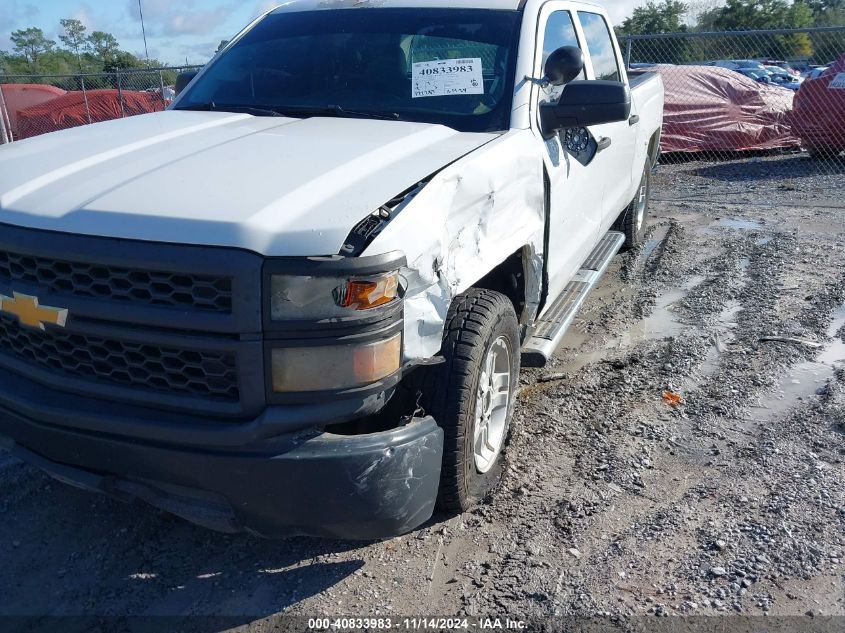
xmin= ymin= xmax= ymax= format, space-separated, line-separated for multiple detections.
xmin=539 ymin=80 xmax=631 ymax=137
xmin=544 ymin=46 xmax=585 ymax=86
xmin=175 ymin=71 xmax=199 ymax=96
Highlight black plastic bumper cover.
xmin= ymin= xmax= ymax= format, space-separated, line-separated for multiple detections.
xmin=0 ymin=406 xmax=444 ymax=540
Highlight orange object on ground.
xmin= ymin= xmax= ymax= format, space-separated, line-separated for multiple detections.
xmin=662 ymin=390 xmax=683 ymax=406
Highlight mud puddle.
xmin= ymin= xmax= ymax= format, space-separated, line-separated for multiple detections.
xmin=749 ymin=303 xmax=845 ymax=420
xmin=709 ymin=217 xmax=765 ymax=231
xmin=552 ymin=275 xmax=705 ymax=378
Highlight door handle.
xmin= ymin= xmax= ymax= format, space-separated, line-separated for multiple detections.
xmin=628 ymin=114 xmax=640 ymax=126
xmin=596 ymin=137 xmax=612 ymax=152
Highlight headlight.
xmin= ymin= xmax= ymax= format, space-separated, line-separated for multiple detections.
xmin=264 ymin=252 xmax=405 ymax=396
xmin=270 ymin=271 xmax=400 ymax=321
xmin=271 ymin=333 xmax=402 ymax=392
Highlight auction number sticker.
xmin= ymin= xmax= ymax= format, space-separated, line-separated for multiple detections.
xmin=412 ymin=58 xmax=484 ymax=98
xmin=829 ymin=72 xmax=845 ymax=89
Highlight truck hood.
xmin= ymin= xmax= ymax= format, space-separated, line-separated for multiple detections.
xmin=0 ymin=111 xmax=497 ymax=256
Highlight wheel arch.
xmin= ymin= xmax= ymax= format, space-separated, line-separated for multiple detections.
xmin=469 ymin=244 xmax=543 ymax=334
xmin=647 ymin=128 xmax=661 ymax=167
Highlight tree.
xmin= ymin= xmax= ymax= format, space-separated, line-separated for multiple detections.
xmin=59 ymin=18 xmax=87 ymax=71
xmin=709 ymin=0 xmax=813 ymax=30
xmin=802 ymin=0 xmax=844 ymax=14
xmin=617 ymin=1 xmax=690 ymax=64
xmin=10 ymin=27 xmax=55 ymax=70
xmin=86 ymin=31 xmax=120 ymax=65
xmin=618 ymin=0 xmax=689 ymax=34
xmin=680 ymin=0 xmax=819 ymax=61
xmin=805 ymin=0 xmax=845 ymax=28
xmin=216 ymin=40 xmax=230 ymax=53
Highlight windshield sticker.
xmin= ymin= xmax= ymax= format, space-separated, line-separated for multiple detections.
xmin=412 ymin=58 xmax=484 ymax=98
xmin=829 ymin=73 xmax=845 ymax=89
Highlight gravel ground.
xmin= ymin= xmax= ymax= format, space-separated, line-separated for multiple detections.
xmin=1 ymin=154 xmax=844 ymax=628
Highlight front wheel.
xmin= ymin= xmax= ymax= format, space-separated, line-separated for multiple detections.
xmin=615 ymin=161 xmax=652 ymax=250
xmin=421 ymin=289 xmax=520 ymax=512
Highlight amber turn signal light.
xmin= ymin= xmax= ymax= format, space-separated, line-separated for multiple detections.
xmin=339 ymin=273 xmax=400 ymax=310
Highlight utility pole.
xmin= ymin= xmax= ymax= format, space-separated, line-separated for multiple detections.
xmin=138 ymin=0 xmax=150 ymax=61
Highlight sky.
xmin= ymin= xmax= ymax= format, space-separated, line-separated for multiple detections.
xmin=0 ymin=1 xmax=653 ymax=66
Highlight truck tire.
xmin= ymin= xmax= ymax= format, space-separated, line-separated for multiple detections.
xmin=422 ymin=288 xmax=520 ymax=512
xmin=615 ymin=161 xmax=652 ymax=250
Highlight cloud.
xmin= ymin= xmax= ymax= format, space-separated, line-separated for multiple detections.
xmin=71 ymin=3 xmax=97 ymax=30
xmin=163 ymin=8 xmax=232 ymax=36
xmin=0 ymin=1 xmax=39 ymax=50
xmin=125 ymin=0 xmax=235 ymax=37
xmin=181 ymin=40 xmax=220 ymax=60
xmin=603 ymin=0 xmax=647 ymax=24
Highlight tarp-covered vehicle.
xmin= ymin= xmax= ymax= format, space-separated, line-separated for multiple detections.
xmin=644 ymin=64 xmax=799 ymax=153
xmin=790 ymin=54 xmax=845 ymax=158
xmin=17 ymin=89 xmax=165 ymax=139
xmin=0 ymin=84 xmax=67 ymax=141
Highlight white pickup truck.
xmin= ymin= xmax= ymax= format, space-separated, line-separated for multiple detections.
xmin=0 ymin=0 xmax=662 ymax=538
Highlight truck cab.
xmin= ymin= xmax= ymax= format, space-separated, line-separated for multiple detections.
xmin=0 ymin=0 xmax=663 ymax=538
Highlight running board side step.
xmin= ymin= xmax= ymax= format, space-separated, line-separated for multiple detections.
xmin=522 ymin=231 xmax=625 ymax=367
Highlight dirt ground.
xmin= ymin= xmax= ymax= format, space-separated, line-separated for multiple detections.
xmin=1 ymin=155 xmax=844 ymax=628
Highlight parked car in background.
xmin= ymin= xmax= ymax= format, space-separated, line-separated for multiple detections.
xmin=735 ymin=67 xmax=772 ymax=84
xmin=764 ymin=66 xmax=803 ymax=90
xmin=709 ymin=59 xmax=768 ymax=71
xmin=759 ymin=60 xmax=802 ymax=77
xmin=0 ymin=84 xmax=66 ymax=141
xmin=647 ymin=63 xmax=799 ymax=153
xmin=804 ymin=66 xmax=830 ymax=80
xmin=15 ymin=89 xmax=166 ymax=139
xmin=790 ymin=54 xmax=845 ymax=159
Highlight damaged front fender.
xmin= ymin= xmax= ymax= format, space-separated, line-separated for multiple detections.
xmin=365 ymin=130 xmax=546 ymax=360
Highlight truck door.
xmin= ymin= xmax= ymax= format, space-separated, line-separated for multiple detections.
xmin=531 ymin=4 xmax=602 ymax=304
xmin=575 ymin=10 xmax=637 ymax=229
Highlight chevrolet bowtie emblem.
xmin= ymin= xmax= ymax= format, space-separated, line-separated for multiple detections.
xmin=0 ymin=292 xmax=69 ymax=331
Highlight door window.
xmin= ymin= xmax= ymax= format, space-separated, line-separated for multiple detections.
xmin=540 ymin=11 xmax=583 ymax=101
xmin=577 ymin=12 xmax=620 ymax=81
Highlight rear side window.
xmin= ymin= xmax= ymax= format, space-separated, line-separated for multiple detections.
xmin=577 ymin=12 xmax=620 ymax=81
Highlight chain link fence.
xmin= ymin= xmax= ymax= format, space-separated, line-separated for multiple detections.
xmin=620 ymin=26 xmax=845 ymax=171
xmin=0 ymin=65 xmax=201 ymax=143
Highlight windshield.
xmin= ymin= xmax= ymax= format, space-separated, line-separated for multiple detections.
xmin=175 ymin=9 xmax=522 ymax=133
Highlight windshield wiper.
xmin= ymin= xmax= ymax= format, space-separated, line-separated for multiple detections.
xmin=177 ymin=102 xmax=400 ymax=121
xmin=174 ymin=102 xmax=283 ymax=117
xmin=327 ymin=105 xmax=400 ymax=121
xmin=273 ymin=105 xmax=400 ymax=121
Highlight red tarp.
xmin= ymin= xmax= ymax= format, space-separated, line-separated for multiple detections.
xmin=649 ymin=64 xmax=800 ymax=153
xmin=790 ymin=54 xmax=845 ymax=153
xmin=16 ymin=89 xmax=166 ymax=139
xmin=0 ymin=84 xmax=67 ymax=140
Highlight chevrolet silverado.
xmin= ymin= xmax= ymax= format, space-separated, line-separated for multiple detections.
xmin=0 ymin=0 xmax=663 ymax=538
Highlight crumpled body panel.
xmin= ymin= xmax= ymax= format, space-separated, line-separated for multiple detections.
xmin=366 ymin=130 xmax=545 ymax=360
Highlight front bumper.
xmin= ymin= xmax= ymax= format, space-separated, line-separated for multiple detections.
xmin=0 ymin=402 xmax=444 ymax=540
